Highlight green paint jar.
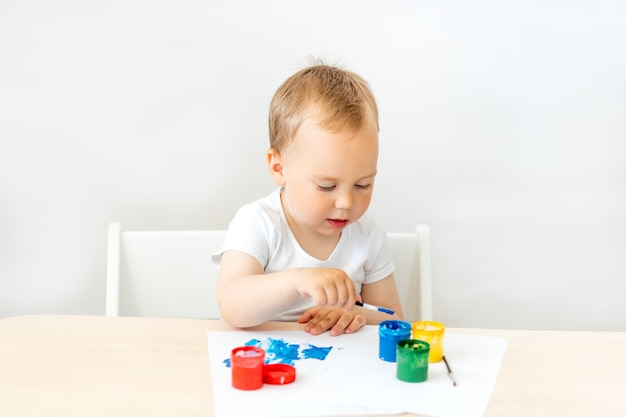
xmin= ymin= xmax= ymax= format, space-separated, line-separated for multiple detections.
xmin=396 ymin=339 xmax=430 ymax=382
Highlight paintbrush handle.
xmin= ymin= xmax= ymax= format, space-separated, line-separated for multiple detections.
xmin=355 ymin=301 xmax=395 ymax=315
xmin=442 ymin=355 xmax=458 ymax=386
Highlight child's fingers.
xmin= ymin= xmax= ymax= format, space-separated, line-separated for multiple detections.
xmin=324 ymin=281 xmax=356 ymax=310
xmin=321 ymin=286 xmax=339 ymax=306
xmin=297 ymin=268 xmax=358 ymax=308
xmin=338 ymin=280 xmax=358 ymax=310
xmin=297 ymin=306 xmax=321 ymax=323
xmin=329 ymin=310 xmax=366 ymax=336
xmin=305 ymin=309 xmax=342 ymax=335
xmin=330 ymin=282 xmax=349 ymax=306
xmin=341 ymin=314 xmax=367 ymax=334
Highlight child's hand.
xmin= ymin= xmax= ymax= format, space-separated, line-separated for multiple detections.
xmin=294 ymin=267 xmax=359 ymax=312
xmin=298 ymin=306 xmax=367 ymax=336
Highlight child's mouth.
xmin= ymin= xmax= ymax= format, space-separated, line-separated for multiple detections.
xmin=327 ymin=219 xmax=349 ymax=228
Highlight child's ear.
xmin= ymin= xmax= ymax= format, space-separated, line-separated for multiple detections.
xmin=267 ymin=148 xmax=286 ymax=186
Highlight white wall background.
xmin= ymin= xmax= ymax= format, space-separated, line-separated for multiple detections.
xmin=1 ymin=0 xmax=625 ymax=330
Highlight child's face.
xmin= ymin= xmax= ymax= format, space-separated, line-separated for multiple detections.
xmin=270 ymin=114 xmax=378 ymax=239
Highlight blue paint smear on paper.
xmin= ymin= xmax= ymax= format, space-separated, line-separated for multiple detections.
xmin=223 ymin=337 xmax=332 ymax=367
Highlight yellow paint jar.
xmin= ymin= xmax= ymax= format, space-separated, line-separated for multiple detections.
xmin=411 ymin=321 xmax=445 ymax=363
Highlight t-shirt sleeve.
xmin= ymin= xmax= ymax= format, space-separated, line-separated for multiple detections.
xmin=363 ymin=221 xmax=395 ymax=284
xmin=211 ymin=203 xmax=273 ymax=269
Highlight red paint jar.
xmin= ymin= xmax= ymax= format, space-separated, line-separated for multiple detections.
xmin=231 ymin=346 xmax=265 ymax=390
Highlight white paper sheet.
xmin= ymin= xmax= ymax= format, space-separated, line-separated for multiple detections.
xmin=207 ymin=326 xmax=508 ymax=417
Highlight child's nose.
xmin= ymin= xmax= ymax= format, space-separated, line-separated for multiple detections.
xmin=334 ymin=191 xmax=353 ymax=209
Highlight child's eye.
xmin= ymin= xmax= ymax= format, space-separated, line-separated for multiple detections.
xmin=317 ymin=184 xmax=336 ymax=192
xmin=355 ymin=183 xmax=371 ymax=190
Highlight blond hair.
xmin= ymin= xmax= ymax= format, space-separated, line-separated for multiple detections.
xmin=268 ymin=63 xmax=379 ymax=153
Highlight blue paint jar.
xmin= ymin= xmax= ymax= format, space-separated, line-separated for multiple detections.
xmin=378 ymin=320 xmax=412 ymax=362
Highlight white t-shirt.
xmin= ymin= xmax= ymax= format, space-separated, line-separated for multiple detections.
xmin=212 ymin=188 xmax=395 ymax=321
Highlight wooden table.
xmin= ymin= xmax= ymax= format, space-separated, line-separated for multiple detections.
xmin=1 ymin=315 xmax=625 ymax=417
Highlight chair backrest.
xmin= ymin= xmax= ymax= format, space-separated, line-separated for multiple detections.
xmin=106 ymin=223 xmax=432 ymax=322
xmin=387 ymin=225 xmax=432 ymax=322
xmin=106 ymin=223 xmax=224 ymax=319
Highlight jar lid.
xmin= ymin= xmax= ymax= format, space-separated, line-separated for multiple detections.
xmin=412 ymin=320 xmax=445 ymax=335
xmin=263 ymin=364 xmax=296 ymax=385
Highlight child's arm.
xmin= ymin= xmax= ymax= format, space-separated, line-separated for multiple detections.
xmin=216 ymin=249 xmax=359 ymax=328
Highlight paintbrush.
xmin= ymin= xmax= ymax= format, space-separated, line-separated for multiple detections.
xmin=442 ymin=355 xmax=457 ymax=386
xmin=355 ymin=301 xmax=395 ymax=315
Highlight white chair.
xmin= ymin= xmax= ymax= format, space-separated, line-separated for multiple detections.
xmin=105 ymin=223 xmax=225 ymax=319
xmin=106 ymin=223 xmax=432 ymax=322
xmin=387 ymin=225 xmax=432 ymax=322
